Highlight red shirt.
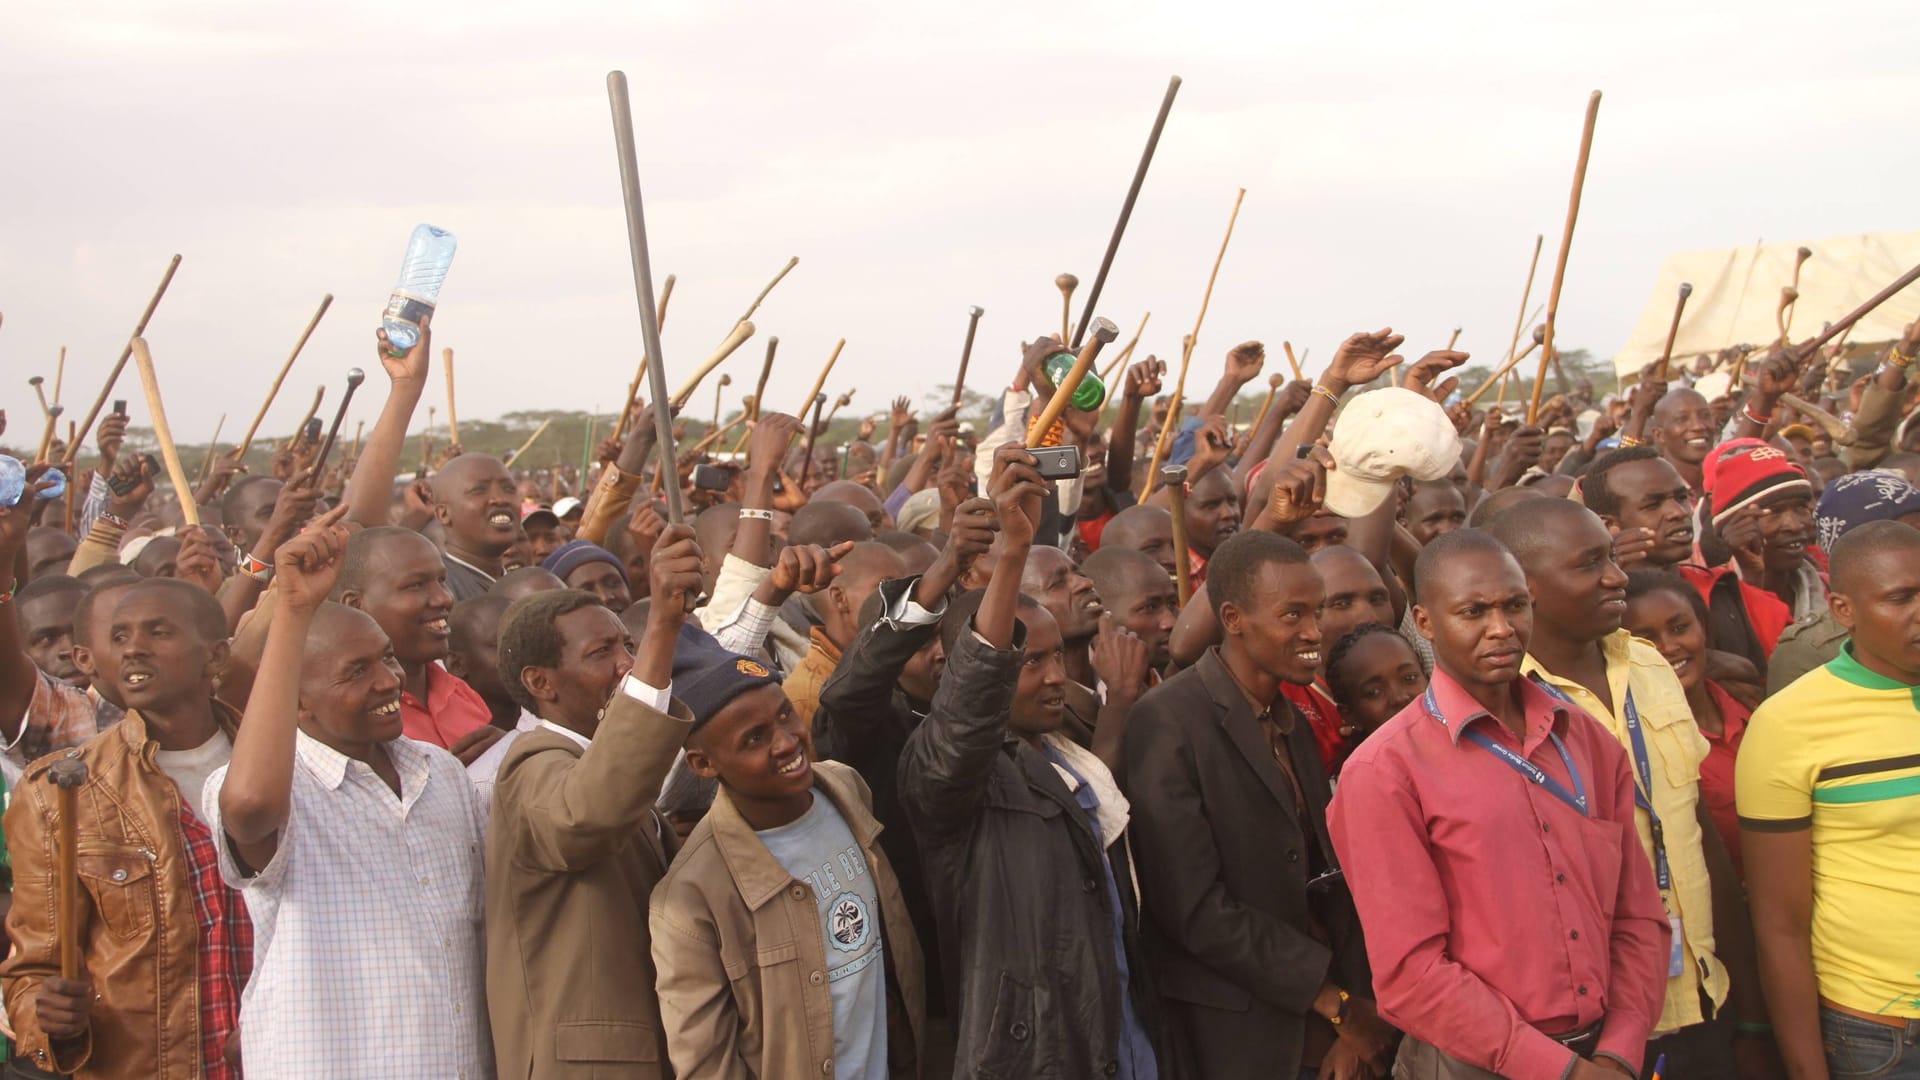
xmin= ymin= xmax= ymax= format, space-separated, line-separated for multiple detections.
xmin=1699 ymin=680 xmax=1751 ymax=880
xmin=1328 ymin=669 xmax=1671 ymax=1079
xmin=1281 ymin=681 xmax=1346 ymax=776
xmin=1676 ymin=563 xmax=1790 ymax=659
xmin=398 ymin=662 xmax=493 ymax=750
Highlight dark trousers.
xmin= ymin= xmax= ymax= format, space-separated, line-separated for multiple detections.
xmin=1641 ymin=1015 xmax=1736 ymax=1078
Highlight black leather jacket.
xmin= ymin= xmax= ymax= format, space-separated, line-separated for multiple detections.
xmin=899 ymin=622 xmax=1170 ymax=1079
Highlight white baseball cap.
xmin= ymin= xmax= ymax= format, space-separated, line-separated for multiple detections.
xmin=1322 ymin=387 xmax=1463 ymax=517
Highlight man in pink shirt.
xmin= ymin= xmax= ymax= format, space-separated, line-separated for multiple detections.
xmin=1329 ymin=529 xmax=1670 ymax=1079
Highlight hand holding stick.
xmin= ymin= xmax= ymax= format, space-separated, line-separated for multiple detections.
xmin=1027 ymin=318 xmax=1119 ymax=443
xmin=1529 ymin=91 xmax=1602 ymax=425
xmin=1163 ymin=464 xmax=1192 ymax=607
xmin=68 ymin=254 xmax=183 ymax=464
xmin=49 ymin=759 xmax=89 ymax=982
xmin=235 ymin=293 xmax=333 ymax=461
xmin=129 ymin=337 xmax=200 ymax=526
xmin=1655 ymin=283 xmax=1693 ymax=381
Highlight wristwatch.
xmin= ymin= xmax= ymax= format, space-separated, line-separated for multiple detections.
xmin=1327 ymin=986 xmax=1351 ymax=1026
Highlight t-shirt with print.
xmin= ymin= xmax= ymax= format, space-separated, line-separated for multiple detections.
xmin=1737 ymin=641 xmax=1920 ymax=1018
xmin=755 ymin=793 xmax=888 ymax=1080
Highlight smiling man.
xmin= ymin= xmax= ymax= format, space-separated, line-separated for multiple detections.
xmin=210 ymin=513 xmax=491 ymax=1079
xmin=333 ymin=526 xmax=501 ymax=761
xmin=2 ymin=578 xmax=250 ymax=1079
xmin=1650 ymin=387 xmax=1718 ymax=496
xmin=1126 ymin=529 xmax=1389 ymax=1079
xmin=1329 ymin=528 xmax=1670 ymax=1079
xmin=1491 ymin=499 xmax=1770 ymax=1076
xmin=431 ymin=451 xmax=523 ymax=601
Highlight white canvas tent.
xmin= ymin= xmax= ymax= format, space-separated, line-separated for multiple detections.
xmin=1611 ymin=232 xmax=1920 ymax=380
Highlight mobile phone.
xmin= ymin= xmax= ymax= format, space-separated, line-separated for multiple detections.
xmin=304 ymin=418 xmax=323 ymax=445
xmin=690 ymin=463 xmax=732 ymax=492
xmin=1295 ymin=444 xmax=1314 ymax=460
xmin=1029 ymin=444 xmax=1082 ymax=481
xmin=109 ymin=453 xmax=157 ymax=496
xmin=112 ymin=399 xmax=127 ymax=416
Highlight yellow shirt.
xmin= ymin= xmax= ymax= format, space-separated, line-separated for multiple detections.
xmin=1736 ymin=642 xmax=1920 ymax=1018
xmin=1523 ymin=630 xmax=1728 ymax=1033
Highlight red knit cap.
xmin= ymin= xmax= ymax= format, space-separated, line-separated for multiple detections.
xmin=1708 ymin=442 xmax=1810 ymax=526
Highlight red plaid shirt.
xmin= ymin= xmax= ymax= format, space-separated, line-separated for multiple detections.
xmin=178 ymin=804 xmax=250 ymax=1079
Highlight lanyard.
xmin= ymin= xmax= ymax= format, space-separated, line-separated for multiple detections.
xmin=1530 ymin=676 xmax=1672 ymax=893
xmin=1427 ymin=687 xmax=1588 ymax=817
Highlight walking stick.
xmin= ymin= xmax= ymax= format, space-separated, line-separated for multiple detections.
xmin=1072 ymin=76 xmax=1182 ymax=348
xmin=234 ymin=294 xmax=333 ymax=461
xmin=1163 ymin=464 xmax=1192 ymax=607
xmin=1529 ymin=91 xmax=1602 ymax=425
xmin=952 ymin=306 xmax=985 ymax=408
xmin=68 ymin=255 xmax=183 ymax=465
xmin=49 ymin=759 xmax=89 ymax=982
xmin=129 ymin=338 xmax=201 ymax=527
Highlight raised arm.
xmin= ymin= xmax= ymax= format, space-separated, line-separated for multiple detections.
xmin=1246 ymin=329 xmax=1406 ymax=527
xmin=1106 ymin=356 xmax=1164 ymax=496
xmin=1200 ymin=341 xmax=1265 ymax=418
xmin=216 ymin=503 xmax=353 ymax=871
xmin=346 ymin=315 xmax=432 ymax=525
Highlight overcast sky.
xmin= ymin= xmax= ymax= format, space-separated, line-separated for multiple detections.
xmin=4 ymin=0 xmax=1917 ymax=447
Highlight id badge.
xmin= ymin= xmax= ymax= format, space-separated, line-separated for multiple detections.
xmin=1668 ymin=915 xmax=1685 ymax=978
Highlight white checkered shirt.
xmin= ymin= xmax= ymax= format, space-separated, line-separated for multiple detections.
xmin=206 ymin=732 xmax=491 ymax=1080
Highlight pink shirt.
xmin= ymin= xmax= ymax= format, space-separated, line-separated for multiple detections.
xmin=398 ymin=662 xmax=493 ymax=751
xmin=1327 ymin=669 xmax=1670 ymax=1080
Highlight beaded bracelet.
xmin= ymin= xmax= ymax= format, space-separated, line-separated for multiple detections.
xmin=738 ymin=507 xmax=774 ymax=522
xmin=239 ymin=552 xmax=273 ymax=583
xmin=98 ymin=510 xmax=131 ymax=530
xmin=1742 ymin=404 xmax=1772 ymax=426
xmin=1617 ymin=435 xmax=1643 ymax=448
xmin=1310 ymin=385 xmax=1341 ymax=408
xmin=1888 ymin=346 xmax=1915 ymax=369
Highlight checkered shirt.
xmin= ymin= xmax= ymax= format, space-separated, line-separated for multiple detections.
xmin=205 ymin=732 xmax=491 ymax=1079
xmin=177 ymin=804 xmax=250 ymax=1079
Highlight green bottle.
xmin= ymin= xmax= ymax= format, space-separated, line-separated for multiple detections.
xmin=1043 ymin=351 xmax=1107 ymax=412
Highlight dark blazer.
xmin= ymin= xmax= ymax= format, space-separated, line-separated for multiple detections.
xmin=1123 ymin=648 xmax=1372 ymax=1080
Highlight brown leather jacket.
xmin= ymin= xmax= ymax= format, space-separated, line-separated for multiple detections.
xmin=1 ymin=706 xmax=241 ymax=1079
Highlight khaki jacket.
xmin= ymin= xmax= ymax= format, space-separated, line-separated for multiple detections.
xmin=485 ymin=690 xmax=691 ymax=1079
xmin=1 ymin=706 xmax=240 ymax=1079
xmin=651 ymin=761 xmax=925 ymax=1079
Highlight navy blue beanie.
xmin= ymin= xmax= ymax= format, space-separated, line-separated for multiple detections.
xmin=542 ymin=539 xmax=628 ymax=587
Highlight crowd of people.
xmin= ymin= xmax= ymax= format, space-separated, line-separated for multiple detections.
xmin=1 ymin=296 xmax=1918 ymax=1080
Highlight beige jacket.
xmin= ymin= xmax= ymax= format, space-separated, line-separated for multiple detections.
xmin=650 ymin=761 xmax=925 ymax=1079
xmin=485 ymin=690 xmax=690 ymax=1079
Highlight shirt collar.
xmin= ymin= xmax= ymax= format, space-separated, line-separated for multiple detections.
xmin=294 ymin=729 xmax=430 ymax=802
xmin=1422 ymin=667 xmax=1571 ymax=747
xmin=402 ymin=661 xmax=452 ymax=711
xmin=442 ymin=551 xmax=498 ymax=583
xmin=1827 ymin=639 xmax=1920 ymax=692
xmin=537 ymin=719 xmax=592 ymax=751
xmin=1519 ymin=628 xmax=1634 ymax=712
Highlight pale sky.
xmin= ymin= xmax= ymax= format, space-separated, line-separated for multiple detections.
xmin=4 ymin=0 xmax=1917 ymax=445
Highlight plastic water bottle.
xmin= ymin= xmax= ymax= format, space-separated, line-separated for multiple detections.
xmin=381 ymin=224 xmax=458 ymax=352
xmin=0 ymin=456 xmax=63 ymax=508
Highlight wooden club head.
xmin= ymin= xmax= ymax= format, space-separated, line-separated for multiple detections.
xmin=1267 ymin=373 xmax=1286 ymax=389
xmin=718 ymin=374 xmax=733 ymax=387
xmin=48 ymin=758 xmax=88 ymax=789
xmin=969 ymin=305 xmax=984 ymax=318
xmin=1088 ymin=316 xmax=1119 ymax=344
xmin=28 ymin=376 xmax=43 ymax=387
xmin=1055 ymin=273 xmax=1080 ymax=293
xmin=1531 ymin=324 xmax=1547 ymax=345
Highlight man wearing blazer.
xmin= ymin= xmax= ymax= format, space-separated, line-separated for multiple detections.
xmin=1125 ymin=531 xmax=1397 ymax=1079
xmin=484 ymin=529 xmax=705 ymax=1079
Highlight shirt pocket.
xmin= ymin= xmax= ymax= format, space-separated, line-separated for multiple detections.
xmin=75 ymin=847 xmax=157 ymax=942
xmin=553 ymin=1019 xmax=660 ymax=1064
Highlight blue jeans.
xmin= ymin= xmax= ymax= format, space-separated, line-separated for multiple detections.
xmin=1823 ymin=1006 xmax=1920 ymax=1079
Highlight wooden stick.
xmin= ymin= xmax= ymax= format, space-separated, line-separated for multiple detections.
xmin=128 ymin=338 xmax=200 ymax=526
xmin=1099 ymin=311 xmax=1151 ymax=386
xmin=196 ymin=414 xmax=228 ymax=483
xmin=688 ymin=413 xmax=750 ymax=456
xmin=618 ymin=274 xmax=674 ymax=438
xmin=29 ymin=377 xmax=50 ymax=419
xmin=1187 ymin=189 xmax=1246 ymax=362
xmin=508 ymin=418 xmax=553 ymax=464
xmin=799 ymin=394 xmax=828 ymax=486
xmin=1529 ymin=91 xmax=1602 ymax=425
xmin=1465 ymin=332 xmax=1544 ymax=406
xmin=235 ymin=293 xmax=333 ymax=460
xmin=293 ymin=385 xmax=326 ymax=444
xmin=1781 ymin=246 xmax=1812 ymax=344
xmin=669 ymin=321 xmax=756 ymax=409
xmin=711 ymin=374 xmax=733 ymax=431
xmin=1281 ymin=341 xmax=1303 ymax=382
xmin=794 ymin=339 xmax=847 ymax=419
xmin=1073 ymin=76 xmax=1181 ymax=348
xmin=351 ymin=420 xmax=364 ymax=460
xmin=1163 ymin=464 xmax=1192 ymax=606
xmin=730 ymin=336 xmax=782 ymax=454
xmin=443 ymin=347 xmax=459 ymax=446
xmin=1140 ymin=335 xmax=1197 ymax=498
xmin=1028 ymin=319 xmax=1120 ymax=443
xmin=68 ymin=254 xmax=182 ymax=464
xmin=1056 ymin=274 xmax=1079 ymax=345
xmin=1793 ymin=261 xmax=1920 ymax=357
xmin=35 ymin=406 xmax=63 ymax=465
xmin=53 ymin=347 xmax=65 ymax=406
xmin=49 ymin=759 xmax=87 ymax=982
xmin=952 ymin=306 xmax=985 ymax=407
xmin=1502 ymin=235 xmax=1545 ymax=376
xmin=738 ymin=257 xmax=799 ymax=326
xmin=1250 ymin=373 xmax=1285 ymax=434
xmin=822 ymin=390 xmax=854 ymax=430
xmin=1446 ymin=327 xmax=1463 ymax=351
xmin=1654 ymin=283 xmax=1694 ymax=381
xmin=608 ymin=71 xmax=688 ymax=526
